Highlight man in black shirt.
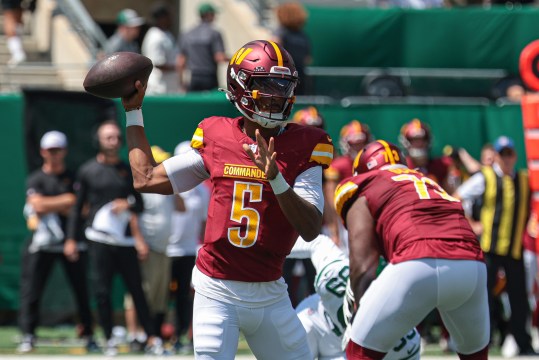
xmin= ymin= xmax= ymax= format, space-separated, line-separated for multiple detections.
xmin=177 ymin=3 xmax=227 ymax=92
xmin=66 ymin=120 xmax=161 ymax=355
xmin=18 ymin=131 xmax=96 ymax=353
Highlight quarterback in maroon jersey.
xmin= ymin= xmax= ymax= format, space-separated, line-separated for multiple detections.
xmin=335 ymin=140 xmax=488 ymax=360
xmin=122 ymin=40 xmax=333 ymax=359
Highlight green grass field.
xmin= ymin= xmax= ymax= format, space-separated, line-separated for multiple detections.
xmin=0 ymin=325 xmax=255 ymax=356
xmin=0 ymin=325 xmax=504 ymax=357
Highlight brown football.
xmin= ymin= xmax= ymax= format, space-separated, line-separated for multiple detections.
xmin=83 ymin=52 xmax=153 ymax=99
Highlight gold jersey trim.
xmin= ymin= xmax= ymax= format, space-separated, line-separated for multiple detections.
xmin=191 ymin=128 xmax=204 ymax=149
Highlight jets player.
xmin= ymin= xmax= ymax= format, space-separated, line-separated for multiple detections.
xmin=289 ymin=234 xmax=421 ymax=360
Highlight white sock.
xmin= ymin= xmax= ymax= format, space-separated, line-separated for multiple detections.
xmin=7 ymin=36 xmax=26 ymax=59
xmin=135 ymin=331 xmax=147 ymax=343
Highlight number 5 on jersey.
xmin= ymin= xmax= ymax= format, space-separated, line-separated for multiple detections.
xmin=228 ymin=181 xmax=263 ymax=247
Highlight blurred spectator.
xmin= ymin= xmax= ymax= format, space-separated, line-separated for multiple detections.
xmin=272 ymin=2 xmax=311 ymax=95
xmin=17 ymin=131 xmax=96 ymax=353
xmin=176 ymin=2 xmax=227 ymax=92
xmin=456 ymin=136 xmax=536 ymax=355
xmin=166 ymin=141 xmax=210 ymax=354
xmin=142 ymin=3 xmax=179 ymax=94
xmin=444 ymin=143 xmax=496 ymax=190
xmin=480 ymin=144 xmax=496 ymax=167
xmin=104 ymin=9 xmax=145 ymax=55
xmin=324 ymin=120 xmax=373 ymax=249
xmin=65 ymin=120 xmax=159 ymax=356
xmin=2 ymin=0 xmax=33 ymax=66
xmin=399 ymin=118 xmax=455 ymax=193
xmin=124 ymin=146 xmax=174 ymax=353
xmin=492 ymin=76 xmax=527 ymax=103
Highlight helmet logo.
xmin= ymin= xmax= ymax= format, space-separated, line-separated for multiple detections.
xmin=230 ymin=47 xmax=253 ymax=65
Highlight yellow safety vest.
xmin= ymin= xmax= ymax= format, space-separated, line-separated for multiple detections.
xmin=479 ymin=166 xmax=529 ymax=260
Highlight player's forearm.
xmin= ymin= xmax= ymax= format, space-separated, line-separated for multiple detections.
xmin=350 ymin=257 xmax=378 ymax=302
xmin=275 ymin=189 xmax=322 ymax=241
xmin=125 ymin=120 xmax=157 ymax=191
xmin=28 ymin=193 xmax=76 ymax=214
xmin=66 ymin=193 xmax=85 ymax=241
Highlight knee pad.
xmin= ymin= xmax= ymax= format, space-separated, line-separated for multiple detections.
xmin=193 ymin=314 xmax=226 ymax=354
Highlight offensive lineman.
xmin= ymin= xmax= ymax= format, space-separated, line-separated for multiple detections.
xmin=335 ymin=140 xmax=489 ymax=360
xmin=122 ymin=40 xmax=333 ymax=359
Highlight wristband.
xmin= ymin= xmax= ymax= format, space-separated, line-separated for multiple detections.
xmin=269 ymin=172 xmax=290 ymax=195
xmin=125 ymin=109 xmax=144 ymax=127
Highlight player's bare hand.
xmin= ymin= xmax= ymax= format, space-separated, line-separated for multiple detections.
xmin=243 ymin=129 xmax=279 ymax=180
xmin=135 ymin=238 xmax=149 ymax=261
xmin=64 ymin=238 xmax=79 ymax=262
xmin=121 ymin=80 xmax=146 ymax=111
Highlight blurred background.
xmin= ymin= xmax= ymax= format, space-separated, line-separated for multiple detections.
xmin=0 ymin=0 xmax=538 ymax=354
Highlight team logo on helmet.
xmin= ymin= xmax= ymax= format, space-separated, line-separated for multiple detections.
xmin=224 ymin=40 xmax=298 ymax=129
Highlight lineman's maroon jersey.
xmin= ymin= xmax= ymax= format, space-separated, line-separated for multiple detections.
xmin=406 ymin=156 xmax=451 ymax=187
xmin=191 ymin=116 xmax=334 ymax=282
xmin=335 ymin=166 xmax=483 ymax=263
xmin=325 ymin=155 xmax=353 ymax=182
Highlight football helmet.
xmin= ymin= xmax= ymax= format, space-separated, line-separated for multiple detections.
xmin=292 ymin=106 xmax=325 ymax=129
xmin=224 ymin=40 xmax=298 ymax=129
xmin=399 ymin=119 xmax=431 ymax=162
xmin=339 ymin=120 xmax=372 ymax=158
xmin=353 ymin=140 xmax=405 ymax=175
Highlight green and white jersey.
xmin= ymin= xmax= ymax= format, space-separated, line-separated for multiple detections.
xmin=290 ymin=235 xmax=421 ymax=360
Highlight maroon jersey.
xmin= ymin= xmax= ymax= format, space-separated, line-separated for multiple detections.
xmin=191 ymin=117 xmax=334 ymax=282
xmin=325 ymin=155 xmax=353 ymax=182
xmin=335 ymin=166 xmax=483 ymax=263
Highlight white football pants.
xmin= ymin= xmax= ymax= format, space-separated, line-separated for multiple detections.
xmin=351 ymin=258 xmax=490 ymax=355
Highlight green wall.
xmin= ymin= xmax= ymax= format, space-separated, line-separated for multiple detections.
xmin=0 ymin=92 xmax=527 ymax=311
xmin=0 ymin=95 xmax=26 ymax=311
xmin=305 ymin=6 xmax=539 ymax=72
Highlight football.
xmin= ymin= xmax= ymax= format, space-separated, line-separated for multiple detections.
xmin=83 ymin=52 xmax=153 ymax=99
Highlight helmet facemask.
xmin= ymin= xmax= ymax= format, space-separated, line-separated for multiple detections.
xmin=229 ymin=67 xmax=297 ymax=129
xmin=399 ymin=119 xmax=431 ymax=166
xmin=402 ymin=136 xmax=429 ymax=166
